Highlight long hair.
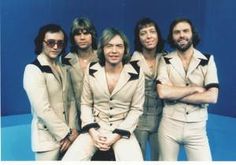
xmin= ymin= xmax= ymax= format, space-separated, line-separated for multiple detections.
xmin=134 ymin=17 xmax=164 ymax=53
xmin=70 ymin=17 xmax=97 ymax=53
xmin=167 ymin=18 xmax=200 ymax=48
xmin=34 ymin=24 xmax=67 ymax=55
xmin=97 ymin=28 xmax=130 ymax=66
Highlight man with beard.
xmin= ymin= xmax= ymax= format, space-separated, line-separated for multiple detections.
xmin=156 ymin=18 xmax=219 ymax=161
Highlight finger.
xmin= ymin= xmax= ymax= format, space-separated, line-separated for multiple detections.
xmin=60 ymin=141 xmax=70 ymax=152
xmin=99 ymin=143 xmax=110 ymax=150
xmin=99 ymin=146 xmax=110 ymax=151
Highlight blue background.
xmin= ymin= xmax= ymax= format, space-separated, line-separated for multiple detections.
xmin=1 ymin=0 xmax=236 ymax=117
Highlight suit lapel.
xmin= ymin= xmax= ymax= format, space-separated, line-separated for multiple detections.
xmin=90 ymin=63 xmax=139 ymax=97
xmin=187 ymin=50 xmax=208 ymax=77
xmin=91 ymin=64 xmax=110 ymax=96
xmin=187 ymin=56 xmax=201 ymax=77
xmin=58 ymin=65 xmax=67 ymax=91
xmin=68 ymin=53 xmax=84 ymax=78
xmin=38 ymin=54 xmax=62 ymax=85
xmin=111 ymin=63 xmax=139 ymax=96
xmin=110 ymin=67 xmax=130 ymax=96
xmin=169 ymin=53 xmax=186 ymax=80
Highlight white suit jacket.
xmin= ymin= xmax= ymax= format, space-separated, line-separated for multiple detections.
xmin=23 ymin=53 xmax=78 ymax=152
xmin=80 ymin=61 xmax=145 ymax=138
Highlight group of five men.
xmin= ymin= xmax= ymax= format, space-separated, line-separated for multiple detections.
xmin=23 ymin=16 xmax=219 ymax=161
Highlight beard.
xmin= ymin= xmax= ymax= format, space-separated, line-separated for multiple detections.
xmin=174 ymin=38 xmax=193 ymax=52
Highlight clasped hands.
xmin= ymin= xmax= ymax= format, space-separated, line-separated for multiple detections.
xmin=89 ymin=128 xmax=121 ymax=151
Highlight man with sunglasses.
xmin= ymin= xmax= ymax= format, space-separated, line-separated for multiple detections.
xmin=23 ymin=24 xmax=79 ymax=160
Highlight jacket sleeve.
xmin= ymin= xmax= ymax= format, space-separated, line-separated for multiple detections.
xmin=204 ymin=55 xmax=219 ymax=89
xmin=23 ymin=64 xmax=70 ymax=141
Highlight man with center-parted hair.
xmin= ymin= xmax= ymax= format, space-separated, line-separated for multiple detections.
xmin=62 ymin=27 xmax=144 ymax=161
xmin=131 ymin=17 xmax=165 ymax=160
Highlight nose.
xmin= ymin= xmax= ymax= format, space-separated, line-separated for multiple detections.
xmin=179 ymin=31 xmax=184 ymax=37
xmin=80 ymin=33 xmax=85 ymax=39
xmin=112 ymin=46 xmax=117 ymax=53
xmin=147 ymin=32 xmax=152 ymax=38
xmin=53 ymin=43 xmax=59 ymax=49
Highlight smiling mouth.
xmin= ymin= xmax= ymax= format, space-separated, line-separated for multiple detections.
xmin=178 ymin=39 xmax=187 ymax=44
xmin=79 ymin=42 xmax=87 ymax=45
xmin=109 ymin=56 xmax=119 ymax=59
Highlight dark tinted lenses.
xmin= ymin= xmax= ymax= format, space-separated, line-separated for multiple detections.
xmin=44 ymin=39 xmax=64 ymax=48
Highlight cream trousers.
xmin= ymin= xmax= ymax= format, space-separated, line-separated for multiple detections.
xmin=158 ymin=117 xmax=212 ymax=161
xmin=62 ymin=129 xmax=143 ymax=161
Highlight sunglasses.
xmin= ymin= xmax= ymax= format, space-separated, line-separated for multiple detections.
xmin=44 ymin=39 xmax=64 ymax=49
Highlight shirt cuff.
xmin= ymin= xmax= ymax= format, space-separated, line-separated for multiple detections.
xmin=81 ymin=123 xmax=100 ymax=132
xmin=112 ymin=129 xmax=131 ymax=139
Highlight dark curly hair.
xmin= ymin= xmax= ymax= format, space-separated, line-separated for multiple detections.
xmin=34 ymin=24 xmax=67 ymax=55
xmin=134 ymin=17 xmax=164 ymax=53
xmin=167 ymin=18 xmax=200 ymax=48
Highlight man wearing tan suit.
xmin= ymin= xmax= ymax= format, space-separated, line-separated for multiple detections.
xmin=62 ymin=28 xmax=144 ymax=161
xmin=156 ymin=18 xmax=219 ymax=161
xmin=61 ymin=17 xmax=115 ymax=160
xmin=61 ymin=17 xmax=98 ymax=132
xmin=23 ymin=24 xmax=79 ymax=160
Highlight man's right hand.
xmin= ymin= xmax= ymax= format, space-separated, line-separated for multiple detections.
xmin=89 ymin=128 xmax=110 ymax=151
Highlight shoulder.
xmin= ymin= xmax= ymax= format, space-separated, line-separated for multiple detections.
xmin=60 ymin=53 xmax=72 ymax=66
xmin=23 ymin=60 xmax=45 ymax=81
xmin=130 ymin=51 xmax=142 ymax=62
xmin=125 ymin=61 xmax=143 ymax=81
xmin=195 ymin=49 xmax=215 ymax=66
xmin=30 ymin=59 xmax=53 ymax=74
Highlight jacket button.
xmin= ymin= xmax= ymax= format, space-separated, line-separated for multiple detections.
xmin=110 ymin=115 xmax=113 ymax=118
xmin=110 ymin=107 xmax=113 ymax=110
xmin=110 ymin=98 xmax=113 ymax=101
xmin=186 ymin=112 xmax=189 ymax=115
xmin=110 ymin=123 xmax=113 ymax=126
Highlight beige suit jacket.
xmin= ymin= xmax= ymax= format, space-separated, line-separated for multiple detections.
xmin=157 ymin=49 xmax=219 ymax=122
xmin=61 ymin=52 xmax=97 ymax=130
xmin=80 ymin=62 xmax=145 ymax=138
xmin=23 ymin=53 xmax=78 ymax=152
